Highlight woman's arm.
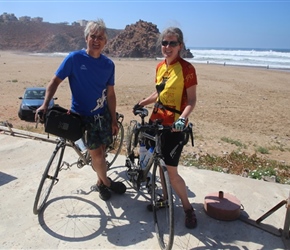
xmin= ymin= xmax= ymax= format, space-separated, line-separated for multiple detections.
xmin=180 ymin=85 xmax=197 ymax=119
xmin=139 ymin=91 xmax=158 ymax=107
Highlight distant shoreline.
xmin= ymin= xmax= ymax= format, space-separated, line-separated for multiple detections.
xmin=200 ymin=61 xmax=290 ymax=73
xmin=1 ymin=49 xmax=290 ymax=73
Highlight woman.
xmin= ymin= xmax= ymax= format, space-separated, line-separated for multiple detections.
xmin=134 ymin=27 xmax=198 ymax=229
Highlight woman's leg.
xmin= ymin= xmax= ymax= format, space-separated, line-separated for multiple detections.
xmin=166 ymin=165 xmax=192 ymax=211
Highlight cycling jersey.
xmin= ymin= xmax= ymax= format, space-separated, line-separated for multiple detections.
xmin=150 ymin=57 xmax=197 ymax=126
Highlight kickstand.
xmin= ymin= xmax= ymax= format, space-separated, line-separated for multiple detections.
xmin=239 ymin=198 xmax=290 ymax=249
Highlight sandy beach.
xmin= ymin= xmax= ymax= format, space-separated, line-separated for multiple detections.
xmin=1 ymin=50 xmax=290 ymax=165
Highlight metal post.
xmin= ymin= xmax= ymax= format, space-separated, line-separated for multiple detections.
xmin=283 ymin=194 xmax=290 ymax=239
xmin=239 ymin=191 xmax=290 ymax=249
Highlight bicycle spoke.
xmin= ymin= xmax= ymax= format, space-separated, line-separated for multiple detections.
xmin=38 ymin=196 xmax=106 ymax=241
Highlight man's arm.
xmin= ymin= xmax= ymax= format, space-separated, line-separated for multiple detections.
xmin=35 ymin=75 xmax=63 ymax=120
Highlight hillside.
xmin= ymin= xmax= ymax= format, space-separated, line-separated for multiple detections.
xmin=0 ymin=20 xmax=193 ymax=58
xmin=0 ymin=21 xmax=121 ymax=53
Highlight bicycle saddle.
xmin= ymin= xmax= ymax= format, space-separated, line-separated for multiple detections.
xmin=134 ymin=107 xmax=148 ymax=118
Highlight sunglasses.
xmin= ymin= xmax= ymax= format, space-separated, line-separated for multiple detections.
xmin=161 ymin=40 xmax=180 ymax=47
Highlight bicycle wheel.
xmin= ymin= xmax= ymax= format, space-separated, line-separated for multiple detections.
xmin=106 ymin=120 xmax=124 ymax=170
xmin=152 ymin=158 xmax=174 ymax=250
xmin=33 ymin=141 xmax=65 ymax=215
xmin=126 ymin=120 xmax=139 ymax=158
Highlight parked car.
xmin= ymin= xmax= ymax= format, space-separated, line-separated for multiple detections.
xmin=18 ymin=87 xmax=57 ymax=121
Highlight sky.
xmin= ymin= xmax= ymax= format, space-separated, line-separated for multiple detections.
xmin=1 ymin=0 xmax=290 ymax=49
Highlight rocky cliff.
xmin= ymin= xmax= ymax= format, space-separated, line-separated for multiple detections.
xmin=0 ymin=20 xmax=193 ymax=58
xmin=104 ymin=20 xmax=193 ymax=58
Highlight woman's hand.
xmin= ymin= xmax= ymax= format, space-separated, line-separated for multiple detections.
xmin=172 ymin=117 xmax=187 ymax=131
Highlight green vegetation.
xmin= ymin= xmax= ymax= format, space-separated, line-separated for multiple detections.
xmin=180 ymin=151 xmax=290 ymax=184
xmin=181 ymin=136 xmax=290 ymax=185
xmin=255 ymin=146 xmax=269 ymax=154
xmin=181 ymin=151 xmax=290 ymax=185
xmin=221 ymin=137 xmax=246 ymax=148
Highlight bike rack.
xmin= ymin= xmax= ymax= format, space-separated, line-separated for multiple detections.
xmin=239 ymin=195 xmax=290 ymax=249
xmin=0 ymin=124 xmax=57 ymax=144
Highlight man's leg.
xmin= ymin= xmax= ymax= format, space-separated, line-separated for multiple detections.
xmin=89 ymin=145 xmax=110 ymax=186
xmin=89 ymin=145 xmax=126 ymax=199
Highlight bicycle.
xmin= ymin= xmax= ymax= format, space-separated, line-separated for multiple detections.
xmin=33 ymin=112 xmax=124 ymax=215
xmin=125 ymin=107 xmax=194 ymax=250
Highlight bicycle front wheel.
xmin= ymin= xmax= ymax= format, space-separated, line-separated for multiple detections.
xmin=152 ymin=158 xmax=174 ymax=250
xmin=106 ymin=120 xmax=124 ymax=170
xmin=33 ymin=141 xmax=65 ymax=215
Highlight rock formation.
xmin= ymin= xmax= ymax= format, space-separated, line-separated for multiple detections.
xmin=104 ymin=20 xmax=193 ymax=58
xmin=0 ymin=19 xmax=193 ymax=58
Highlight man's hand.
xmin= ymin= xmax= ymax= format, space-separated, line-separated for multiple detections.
xmin=35 ymin=105 xmax=47 ymax=122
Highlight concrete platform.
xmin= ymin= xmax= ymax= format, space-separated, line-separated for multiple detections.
xmin=0 ymin=132 xmax=289 ymax=249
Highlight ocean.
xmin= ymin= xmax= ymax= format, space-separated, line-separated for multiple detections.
xmin=32 ymin=47 xmax=290 ymax=71
xmin=188 ymin=47 xmax=290 ymax=70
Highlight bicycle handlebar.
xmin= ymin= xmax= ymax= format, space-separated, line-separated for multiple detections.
xmin=133 ymin=107 xmax=194 ymax=147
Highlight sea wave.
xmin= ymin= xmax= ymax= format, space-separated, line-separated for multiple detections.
xmin=188 ymin=48 xmax=290 ymax=70
xmin=30 ymin=48 xmax=290 ymax=70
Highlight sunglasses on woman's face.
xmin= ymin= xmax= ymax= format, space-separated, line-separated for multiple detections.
xmin=161 ymin=40 xmax=180 ymax=47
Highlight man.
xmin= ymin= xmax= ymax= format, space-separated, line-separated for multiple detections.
xmin=36 ymin=19 xmax=126 ymax=201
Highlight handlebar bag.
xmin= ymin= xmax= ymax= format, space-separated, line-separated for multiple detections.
xmin=45 ymin=106 xmax=84 ymax=141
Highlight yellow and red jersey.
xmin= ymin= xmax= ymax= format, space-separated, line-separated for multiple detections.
xmin=150 ymin=57 xmax=198 ymax=126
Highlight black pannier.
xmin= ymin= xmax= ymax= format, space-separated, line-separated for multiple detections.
xmin=45 ymin=106 xmax=84 ymax=141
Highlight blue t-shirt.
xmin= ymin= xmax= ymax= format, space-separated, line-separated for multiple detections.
xmin=55 ymin=50 xmax=115 ymax=116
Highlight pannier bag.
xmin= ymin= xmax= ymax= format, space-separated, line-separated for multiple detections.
xmin=45 ymin=106 xmax=84 ymax=141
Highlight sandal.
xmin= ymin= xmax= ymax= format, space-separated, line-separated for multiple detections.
xmin=185 ymin=207 xmax=197 ymax=229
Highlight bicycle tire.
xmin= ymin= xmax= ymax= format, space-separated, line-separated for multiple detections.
xmin=126 ymin=120 xmax=138 ymax=157
xmin=106 ymin=120 xmax=124 ymax=170
xmin=33 ymin=141 xmax=65 ymax=215
xmin=152 ymin=158 xmax=174 ymax=250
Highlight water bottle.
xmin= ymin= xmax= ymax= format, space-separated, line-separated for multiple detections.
xmin=139 ymin=143 xmax=147 ymax=169
xmin=142 ymin=146 xmax=154 ymax=168
xmin=75 ymin=138 xmax=86 ymax=152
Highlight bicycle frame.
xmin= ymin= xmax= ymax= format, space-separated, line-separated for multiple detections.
xmin=136 ymin=122 xmax=165 ymax=182
xmin=126 ymin=108 xmax=194 ymax=192
xmin=33 ymin=112 xmax=124 ymax=215
xmin=66 ymin=139 xmax=91 ymax=168
xmin=58 ymin=111 xmax=124 ymax=169
xmin=126 ymin=118 xmax=171 ymax=195
xmin=126 ymin=108 xmax=182 ymax=250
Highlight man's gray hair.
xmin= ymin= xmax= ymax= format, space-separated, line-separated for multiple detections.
xmin=84 ymin=19 xmax=107 ymax=39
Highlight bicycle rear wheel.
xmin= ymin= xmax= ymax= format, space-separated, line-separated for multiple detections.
xmin=33 ymin=141 xmax=65 ymax=215
xmin=152 ymin=158 xmax=174 ymax=250
xmin=106 ymin=120 xmax=124 ymax=170
xmin=126 ymin=120 xmax=139 ymax=158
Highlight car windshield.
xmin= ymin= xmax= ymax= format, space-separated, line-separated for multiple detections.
xmin=24 ymin=90 xmax=45 ymax=99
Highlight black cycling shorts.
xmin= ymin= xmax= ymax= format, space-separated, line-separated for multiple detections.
xmin=161 ymin=130 xmax=185 ymax=167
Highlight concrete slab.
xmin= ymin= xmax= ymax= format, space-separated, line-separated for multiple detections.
xmin=0 ymin=133 xmax=289 ymax=249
